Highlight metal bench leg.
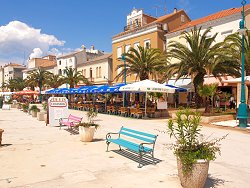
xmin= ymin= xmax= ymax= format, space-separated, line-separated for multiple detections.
xmin=152 ymin=151 xmax=156 ymax=165
xmin=106 ymin=141 xmax=110 ymax=152
xmin=138 ymin=152 xmax=143 ymax=168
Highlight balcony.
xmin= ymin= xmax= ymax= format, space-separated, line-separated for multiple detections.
xmin=124 ymin=21 xmax=142 ymax=31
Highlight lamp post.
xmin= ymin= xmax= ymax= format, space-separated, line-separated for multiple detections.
xmin=237 ymin=0 xmax=248 ymax=128
xmin=121 ymin=54 xmax=126 ymax=107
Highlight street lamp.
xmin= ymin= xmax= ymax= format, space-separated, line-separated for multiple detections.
xmin=237 ymin=0 xmax=248 ymax=128
xmin=121 ymin=54 xmax=127 ymax=107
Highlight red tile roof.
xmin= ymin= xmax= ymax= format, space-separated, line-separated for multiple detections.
xmin=170 ymin=4 xmax=250 ymax=33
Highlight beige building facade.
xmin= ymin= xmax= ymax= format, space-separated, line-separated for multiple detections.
xmin=112 ymin=8 xmax=190 ymax=84
xmin=77 ymin=54 xmax=112 ymax=85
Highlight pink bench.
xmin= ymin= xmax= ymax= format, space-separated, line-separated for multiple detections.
xmin=59 ymin=114 xmax=82 ymax=129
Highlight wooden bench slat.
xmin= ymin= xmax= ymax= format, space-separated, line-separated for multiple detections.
xmin=120 ymin=131 xmax=154 ymax=143
xmin=108 ymin=138 xmax=152 ymax=152
xmin=122 ymin=127 xmax=157 ymax=139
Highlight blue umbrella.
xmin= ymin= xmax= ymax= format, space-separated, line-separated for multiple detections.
xmin=106 ymin=83 xmax=126 ymax=93
xmin=77 ymin=86 xmax=90 ymax=94
xmin=69 ymin=88 xmax=78 ymax=94
xmin=92 ymin=85 xmax=109 ymax=94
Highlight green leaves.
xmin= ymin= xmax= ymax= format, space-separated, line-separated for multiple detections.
xmin=167 ymin=109 xmax=226 ymax=174
xmin=115 ymin=46 xmax=167 ymax=81
xmin=63 ymin=67 xmax=89 ymax=88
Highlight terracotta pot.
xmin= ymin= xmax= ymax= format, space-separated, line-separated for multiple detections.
xmin=0 ymin=129 xmax=4 ymax=146
xmin=79 ymin=126 xmax=95 ymax=142
xmin=177 ymin=158 xmax=209 ymax=188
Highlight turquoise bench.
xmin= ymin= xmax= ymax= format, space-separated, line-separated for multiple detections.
xmin=106 ymin=126 xmax=158 ymax=168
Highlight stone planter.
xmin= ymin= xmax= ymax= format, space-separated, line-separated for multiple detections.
xmin=31 ymin=111 xmax=38 ymax=117
xmin=177 ymin=159 xmax=209 ymax=188
xmin=44 ymin=113 xmax=47 ymax=123
xmin=37 ymin=112 xmax=45 ymax=121
xmin=79 ymin=126 xmax=95 ymax=142
xmin=0 ymin=129 xmax=4 ymax=146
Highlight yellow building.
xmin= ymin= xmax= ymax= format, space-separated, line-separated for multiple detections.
xmin=112 ymin=8 xmax=190 ymax=84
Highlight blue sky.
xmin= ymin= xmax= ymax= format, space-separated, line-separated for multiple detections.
xmin=0 ymin=0 xmax=245 ymax=64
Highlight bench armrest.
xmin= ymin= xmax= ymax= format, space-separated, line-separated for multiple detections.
xmin=139 ymin=142 xmax=154 ymax=152
xmin=106 ymin=132 xmax=119 ymax=140
xmin=59 ymin=117 xmax=68 ymax=123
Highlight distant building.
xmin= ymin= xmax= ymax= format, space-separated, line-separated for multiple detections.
xmin=77 ymin=53 xmax=112 ymax=85
xmin=0 ymin=63 xmax=26 ymax=84
xmin=57 ymin=45 xmax=104 ymax=76
xmin=23 ymin=55 xmax=57 ymax=79
xmin=112 ymin=8 xmax=190 ymax=83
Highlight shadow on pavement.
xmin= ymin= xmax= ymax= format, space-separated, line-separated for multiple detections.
xmin=112 ymin=149 xmax=162 ymax=167
xmin=0 ymin=144 xmax=13 ymax=147
xmin=205 ymin=175 xmax=226 ymax=187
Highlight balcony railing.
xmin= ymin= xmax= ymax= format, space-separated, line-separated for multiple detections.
xmin=124 ymin=21 xmax=142 ymax=31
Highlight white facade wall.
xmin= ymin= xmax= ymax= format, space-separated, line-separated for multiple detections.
xmin=165 ymin=13 xmax=242 ymax=64
xmin=4 ymin=66 xmax=14 ymax=82
xmin=57 ymin=56 xmax=76 ymax=76
xmin=78 ymin=59 xmax=112 ymax=84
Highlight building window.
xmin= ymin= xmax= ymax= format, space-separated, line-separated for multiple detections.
xmin=125 ymin=44 xmax=131 ymax=53
xmin=134 ymin=42 xmax=140 ymax=51
xmin=117 ymin=47 xmax=122 ymax=58
xmin=59 ymin=60 xmax=61 ymax=65
xmin=99 ymin=67 xmax=101 ymax=78
xmin=69 ymin=58 xmax=72 ymax=63
xmin=83 ymin=69 xmax=86 ymax=77
xmin=96 ymin=67 xmax=98 ymax=78
xmin=181 ymin=14 xmax=185 ymax=23
xmin=90 ymin=68 xmax=92 ymax=78
xmin=58 ymin=69 xmax=62 ymax=75
xmin=144 ymin=39 xmax=151 ymax=49
xmin=221 ymin=30 xmax=233 ymax=39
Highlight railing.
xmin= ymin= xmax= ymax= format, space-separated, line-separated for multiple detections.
xmin=124 ymin=21 xmax=142 ymax=31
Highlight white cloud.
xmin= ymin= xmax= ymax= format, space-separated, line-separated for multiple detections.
xmin=0 ymin=20 xmax=65 ymax=63
xmin=29 ymin=48 xmax=43 ymax=59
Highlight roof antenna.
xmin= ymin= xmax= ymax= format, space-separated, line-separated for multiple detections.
xmin=163 ymin=0 xmax=167 ymax=14
xmin=153 ymin=5 xmax=160 ymax=17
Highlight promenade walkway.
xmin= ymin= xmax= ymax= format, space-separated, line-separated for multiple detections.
xmin=0 ymin=108 xmax=250 ymax=187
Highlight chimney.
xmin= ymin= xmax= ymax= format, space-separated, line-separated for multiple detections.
xmin=91 ymin=45 xmax=95 ymax=51
xmin=81 ymin=44 xmax=86 ymax=50
xmin=173 ymin=8 xmax=177 ymax=13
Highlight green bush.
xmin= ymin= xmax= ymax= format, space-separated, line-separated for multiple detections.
xmin=29 ymin=105 xmax=40 ymax=113
xmin=167 ymin=108 xmax=227 ymax=174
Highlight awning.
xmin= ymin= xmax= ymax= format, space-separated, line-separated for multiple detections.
xmin=167 ymin=78 xmax=193 ymax=90
xmin=165 ymin=84 xmax=187 ymax=92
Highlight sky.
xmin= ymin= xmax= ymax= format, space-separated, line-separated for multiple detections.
xmin=0 ymin=0 xmax=246 ymax=65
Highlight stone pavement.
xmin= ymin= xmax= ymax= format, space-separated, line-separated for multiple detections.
xmin=0 ymin=108 xmax=250 ymax=188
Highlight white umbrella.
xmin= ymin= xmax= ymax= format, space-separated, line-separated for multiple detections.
xmin=119 ymin=80 xmax=176 ymax=117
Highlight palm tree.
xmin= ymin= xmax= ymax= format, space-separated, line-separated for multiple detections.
xmin=47 ymin=74 xmax=65 ymax=88
xmin=223 ymin=31 xmax=250 ymax=75
xmin=26 ymin=68 xmax=52 ymax=101
xmin=115 ymin=46 xmax=167 ymax=81
xmin=63 ymin=67 xmax=89 ymax=88
xmin=167 ymin=26 xmax=240 ymax=106
xmin=198 ymin=84 xmax=218 ymax=113
xmin=7 ymin=78 xmax=26 ymax=91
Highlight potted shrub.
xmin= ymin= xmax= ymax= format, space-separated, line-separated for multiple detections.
xmin=78 ymin=109 xmax=99 ymax=142
xmin=22 ymin=103 xmax=29 ymax=113
xmin=29 ymin=105 xmax=40 ymax=117
xmin=167 ymin=109 xmax=226 ymax=188
xmin=0 ymin=128 xmax=4 ymax=146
